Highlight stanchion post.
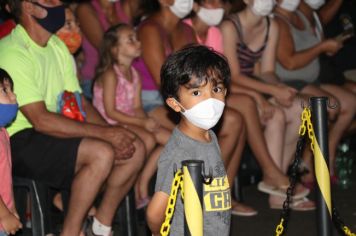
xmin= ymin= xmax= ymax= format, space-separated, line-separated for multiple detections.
xmin=310 ymin=97 xmax=333 ymax=236
xmin=182 ymin=160 xmax=204 ymax=236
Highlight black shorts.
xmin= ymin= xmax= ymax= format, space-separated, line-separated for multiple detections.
xmin=10 ymin=128 xmax=82 ymax=190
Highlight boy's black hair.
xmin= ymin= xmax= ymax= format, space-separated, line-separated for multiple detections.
xmin=160 ymin=44 xmax=230 ymax=101
xmin=0 ymin=68 xmax=14 ymax=90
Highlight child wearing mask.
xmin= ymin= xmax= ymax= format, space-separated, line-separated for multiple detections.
xmin=146 ymin=45 xmax=231 ymax=236
xmin=0 ymin=68 xmax=22 ymax=236
xmin=52 ymin=4 xmax=88 ymax=217
xmin=184 ymin=0 xmax=259 ymax=216
xmin=56 ymin=4 xmax=83 ymax=76
xmin=92 ymin=23 xmax=171 ymax=209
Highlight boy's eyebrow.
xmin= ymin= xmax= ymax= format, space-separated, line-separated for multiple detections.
xmin=184 ymin=83 xmax=201 ymax=89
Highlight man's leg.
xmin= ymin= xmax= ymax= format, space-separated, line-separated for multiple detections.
xmin=61 ymin=138 xmax=115 ymax=236
xmin=94 ymin=139 xmax=146 ymax=226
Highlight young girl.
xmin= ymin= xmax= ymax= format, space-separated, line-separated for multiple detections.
xmin=0 ymin=68 xmax=22 ymax=236
xmin=92 ymin=23 xmax=171 ymax=208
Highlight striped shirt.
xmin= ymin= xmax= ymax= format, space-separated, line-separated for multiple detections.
xmin=227 ymin=15 xmax=270 ymax=76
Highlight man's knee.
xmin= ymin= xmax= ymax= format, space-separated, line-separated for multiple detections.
xmin=77 ymin=139 xmax=115 ymax=175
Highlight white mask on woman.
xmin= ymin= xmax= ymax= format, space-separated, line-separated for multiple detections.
xmin=251 ymin=0 xmax=275 ymax=16
xmin=170 ymin=0 xmax=194 ymax=19
xmin=304 ymin=0 xmax=325 ymax=10
xmin=178 ymin=98 xmax=225 ymax=130
xmin=279 ymin=0 xmax=301 ymax=12
xmin=197 ymin=7 xmax=225 ymax=26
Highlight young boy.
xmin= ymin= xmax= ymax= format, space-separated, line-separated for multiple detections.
xmin=0 ymin=68 xmax=22 ymax=236
xmin=146 ymin=45 xmax=232 ymax=236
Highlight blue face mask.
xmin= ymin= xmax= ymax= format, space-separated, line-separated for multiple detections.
xmin=0 ymin=103 xmax=18 ymax=127
xmin=33 ymin=2 xmax=65 ymax=34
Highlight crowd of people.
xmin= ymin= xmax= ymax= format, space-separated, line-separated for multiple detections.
xmin=0 ymin=0 xmax=355 ymax=235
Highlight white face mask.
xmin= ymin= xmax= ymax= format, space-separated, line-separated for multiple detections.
xmin=251 ymin=0 xmax=275 ymax=16
xmin=304 ymin=0 xmax=325 ymax=9
xmin=170 ymin=0 xmax=194 ymax=19
xmin=197 ymin=7 xmax=225 ymax=26
xmin=279 ymin=0 xmax=301 ymax=12
xmin=178 ymin=98 xmax=225 ymax=130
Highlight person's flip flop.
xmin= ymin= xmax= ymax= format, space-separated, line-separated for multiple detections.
xmin=270 ymin=197 xmax=316 ymax=211
xmin=231 ymin=207 xmax=258 ymax=217
xmin=257 ymin=181 xmax=310 ymax=199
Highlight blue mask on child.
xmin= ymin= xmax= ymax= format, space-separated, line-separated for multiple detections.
xmin=33 ymin=2 xmax=65 ymax=34
xmin=0 ymin=103 xmax=18 ymax=127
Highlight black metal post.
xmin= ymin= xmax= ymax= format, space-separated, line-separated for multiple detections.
xmin=310 ymin=97 xmax=332 ymax=236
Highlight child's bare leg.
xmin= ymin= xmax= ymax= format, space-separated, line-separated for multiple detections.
xmin=127 ymin=125 xmax=156 ymax=154
xmin=153 ymin=126 xmax=171 ymax=145
xmin=137 ymin=145 xmax=163 ymax=205
xmin=126 ymin=125 xmax=156 ymax=204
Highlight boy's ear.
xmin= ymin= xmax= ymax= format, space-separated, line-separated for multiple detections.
xmin=166 ymin=97 xmax=182 ymax=112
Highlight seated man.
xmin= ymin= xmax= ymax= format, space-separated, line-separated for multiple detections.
xmin=0 ymin=0 xmax=145 ymax=235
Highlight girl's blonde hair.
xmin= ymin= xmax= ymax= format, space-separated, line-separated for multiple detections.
xmin=94 ymin=23 xmax=131 ymax=82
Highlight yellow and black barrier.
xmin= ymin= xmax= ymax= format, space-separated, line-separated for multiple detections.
xmin=310 ymin=97 xmax=332 ymax=236
xmin=160 ymin=160 xmax=212 ymax=236
xmin=182 ymin=160 xmax=204 ymax=236
xmin=276 ymin=97 xmax=355 ymax=236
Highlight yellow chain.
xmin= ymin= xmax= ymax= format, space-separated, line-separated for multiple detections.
xmin=275 ymin=219 xmax=284 ymax=236
xmin=299 ymin=108 xmax=315 ymax=151
xmin=160 ymin=169 xmax=184 ymax=236
xmin=344 ymin=226 xmax=356 ymax=236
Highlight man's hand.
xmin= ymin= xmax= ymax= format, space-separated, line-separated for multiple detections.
xmin=104 ymin=126 xmax=137 ymax=160
xmin=0 ymin=211 xmax=22 ymax=235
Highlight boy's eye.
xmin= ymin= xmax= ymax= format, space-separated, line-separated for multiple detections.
xmin=213 ymin=86 xmax=224 ymax=93
xmin=192 ymin=90 xmax=201 ymax=96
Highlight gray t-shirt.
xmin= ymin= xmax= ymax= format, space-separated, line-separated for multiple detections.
xmin=155 ymin=127 xmax=231 ymax=236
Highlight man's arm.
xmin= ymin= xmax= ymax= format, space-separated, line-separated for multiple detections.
xmin=146 ymin=191 xmax=169 ymax=236
xmin=20 ymin=101 xmax=136 ymax=159
xmin=81 ymin=96 xmax=107 ymax=125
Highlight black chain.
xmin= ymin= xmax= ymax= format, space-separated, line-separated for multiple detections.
xmin=332 ymin=204 xmax=356 ymax=236
xmin=277 ymin=135 xmax=306 ymax=234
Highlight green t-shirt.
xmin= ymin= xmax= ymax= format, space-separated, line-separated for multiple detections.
xmin=0 ymin=25 xmax=82 ymax=136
